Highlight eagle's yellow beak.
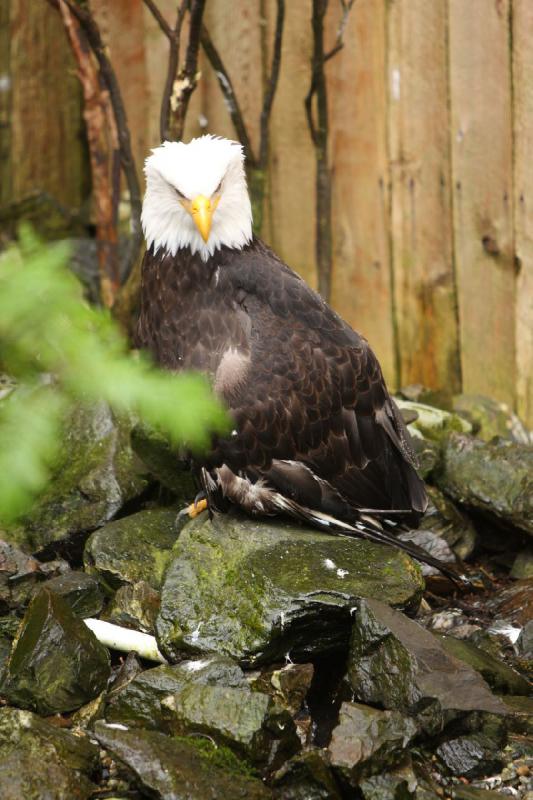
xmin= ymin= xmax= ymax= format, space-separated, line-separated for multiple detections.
xmin=190 ymin=194 xmax=214 ymax=243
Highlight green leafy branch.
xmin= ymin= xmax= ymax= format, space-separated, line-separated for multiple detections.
xmin=0 ymin=228 xmax=227 ymax=521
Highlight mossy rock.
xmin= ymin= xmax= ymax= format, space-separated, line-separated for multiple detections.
xmin=1 ymin=587 xmax=110 ymax=714
xmin=395 ymin=399 xmax=472 ymax=444
xmin=93 ymin=721 xmax=272 ymax=799
xmin=84 ymin=508 xmax=179 ymax=593
xmin=3 ymin=403 xmax=148 ymax=552
xmin=0 ymin=706 xmax=98 ymax=800
xmin=435 ymin=434 xmax=533 ymax=536
xmin=106 ymin=655 xmax=248 ymax=729
xmin=156 ymin=512 xmax=424 ymax=666
xmin=452 ymin=393 xmax=531 ymax=445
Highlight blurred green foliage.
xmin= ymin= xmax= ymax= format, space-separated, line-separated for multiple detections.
xmin=0 ymin=228 xmax=227 ymax=522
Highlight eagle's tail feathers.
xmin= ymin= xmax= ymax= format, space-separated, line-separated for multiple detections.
xmin=271 ymin=493 xmax=468 ymax=587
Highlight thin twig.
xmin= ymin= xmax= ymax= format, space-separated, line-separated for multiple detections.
xmin=142 ymin=0 xmax=172 ymax=38
xmin=50 ymin=0 xmax=143 ymax=286
xmin=56 ymin=0 xmax=120 ymax=306
xmin=258 ymin=0 xmax=285 ymax=170
xmin=170 ymin=0 xmax=206 ymax=141
xmin=143 ymin=0 xmax=188 ymax=141
xmin=305 ymin=0 xmax=355 ymax=299
xmin=199 ymin=24 xmax=255 ymax=164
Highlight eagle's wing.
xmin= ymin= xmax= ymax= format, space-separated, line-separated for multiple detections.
xmin=208 ymin=239 xmax=427 ymax=523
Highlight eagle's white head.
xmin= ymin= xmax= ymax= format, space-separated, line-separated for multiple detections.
xmin=142 ymin=135 xmax=253 ymax=261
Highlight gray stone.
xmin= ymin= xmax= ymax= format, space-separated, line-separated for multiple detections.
xmin=131 ymin=422 xmax=196 ymax=498
xmin=510 ymin=548 xmax=533 ymax=580
xmin=436 ymin=734 xmax=503 ymax=778
xmin=84 ymin=508 xmax=178 ymax=592
xmin=435 ymin=434 xmax=533 ymax=537
xmin=249 ymin=662 xmax=315 ymax=715
xmin=162 ymin=684 xmax=300 ymax=769
xmin=347 ymin=598 xmax=508 ymax=734
xmin=106 ymin=655 xmax=248 ymax=729
xmin=1 ymin=587 xmax=110 ymax=714
xmin=418 ymin=485 xmax=477 ymax=561
xmin=104 ymin=580 xmax=161 ymax=633
xmin=0 ymin=706 xmax=98 ymax=800
xmin=3 ymin=403 xmax=148 ymax=552
xmin=273 ymin=749 xmax=342 ymax=799
xmin=439 ymin=635 xmax=531 ymax=696
xmin=395 ymin=399 xmax=472 ymax=443
xmin=452 ymin=394 xmax=531 ymax=445
xmin=328 ymin=701 xmax=417 ymax=786
xmin=41 ymin=571 xmax=104 ymax=618
xmin=156 ymin=513 xmax=424 ymax=666
xmin=93 ymin=721 xmax=272 ymax=799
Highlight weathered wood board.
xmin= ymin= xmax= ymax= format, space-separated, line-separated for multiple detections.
xmin=387 ymin=0 xmax=460 ymax=398
xmin=328 ymin=0 xmax=396 ymax=388
xmin=449 ymin=0 xmax=515 ymax=405
xmin=512 ymin=0 xmax=533 ymax=427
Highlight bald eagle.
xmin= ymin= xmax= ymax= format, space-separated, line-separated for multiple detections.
xmin=136 ymin=135 xmax=458 ymax=580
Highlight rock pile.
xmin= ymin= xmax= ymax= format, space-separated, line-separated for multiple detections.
xmin=0 ymin=394 xmax=531 ymax=798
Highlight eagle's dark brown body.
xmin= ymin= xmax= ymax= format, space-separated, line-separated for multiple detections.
xmin=136 ymin=237 xmax=428 ymax=531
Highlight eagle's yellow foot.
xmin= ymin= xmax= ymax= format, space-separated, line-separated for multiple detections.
xmin=177 ymin=494 xmax=208 ymax=521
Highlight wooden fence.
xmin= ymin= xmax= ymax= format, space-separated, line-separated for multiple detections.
xmin=1 ymin=0 xmax=532 ymax=425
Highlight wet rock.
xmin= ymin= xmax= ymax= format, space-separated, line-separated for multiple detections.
xmin=42 ymin=571 xmax=104 ymax=618
xmin=156 ymin=513 xmax=423 ymax=666
xmin=0 ymin=706 xmax=98 ymax=800
xmin=395 ymin=399 xmax=472 ymax=443
xmin=131 ymin=422 xmax=196 ymax=498
xmin=358 ymin=759 xmax=430 ymax=800
xmin=249 ymin=662 xmax=314 ymax=715
xmin=518 ymin=620 xmax=533 ymax=658
xmin=451 ymin=787 xmax=508 ymax=800
xmin=3 ymin=403 xmax=148 ymax=552
xmin=488 ymin=578 xmax=533 ymax=626
xmin=162 ymin=683 xmax=300 ymax=769
xmin=104 ymin=580 xmax=160 ymax=633
xmin=398 ymin=529 xmax=457 ymax=577
xmin=94 ymin=721 xmax=272 ymax=799
xmin=328 ymin=701 xmax=417 ymax=786
xmin=439 ymin=636 xmax=531 ymax=695
xmin=436 ymin=733 xmax=503 ymax=778
xmin=347 ymin=598 xmax=507 ymax=734
xmin=107 ymin=655 xmax=248 ymax=729
xmin=418 ymin=486 xmax=477 ymax=561
xmin=511 ymin=548 xmax=533 ymax=580
xmin=409 ymin=430 xmax=441 ymax=480
xmin=84 ymin=508 xmax=178 ymax=592
xmin=0 ymin=539 xmax=45 ymax=609
xmin=435 ymin=434 xmax=533 ymax=537
xmin=1 ymin=587 xmax=110 ymax=714
xmin=273 ymin=749 xmax=343 ymax=799
xmin=452 ymin=394 xmax=531 ymax=445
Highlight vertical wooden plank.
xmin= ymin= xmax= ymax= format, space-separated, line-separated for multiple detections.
xmin=202 ymin=0 xmax=263 ymax=153
xmin=449 ymin=0 xmax=515 ymax=405
xmin=512 ymin=0 xmax=533 ymax=427
xmin=0 ymin=0 xmax=12 ymax=209
xmin=264 ymin=0 xmax=316 ymax=287
xmin=328 ymin=0 xmax=396 ymax=386
xmin=8 ymin=0 xmax=85 ymax=209
xmin=91 ymin=0 xmax=150 ymax=178
xmin=387 ymin=0 xmax=460 ymax=397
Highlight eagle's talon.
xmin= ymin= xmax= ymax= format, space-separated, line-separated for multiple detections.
xmin=179 ymin=497 xmax=208 ymax=520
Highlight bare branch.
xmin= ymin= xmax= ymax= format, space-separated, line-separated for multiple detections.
xmin=57 ymin=0 xmax=119 ymax=306
xmin=170 ymin=0 xmax=206 ymax=142
xmin=142 ymin=0 xmax=173 ymax=38
xmin=305 ymin=0 xmax=355 ymax=299
xmin=49 ymin=0 xmax=143 ymax=286
xmin=258 ymin=0 xmax=285 ymax=170
xmin=200 ymin=24 xmax=255 ymax=164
